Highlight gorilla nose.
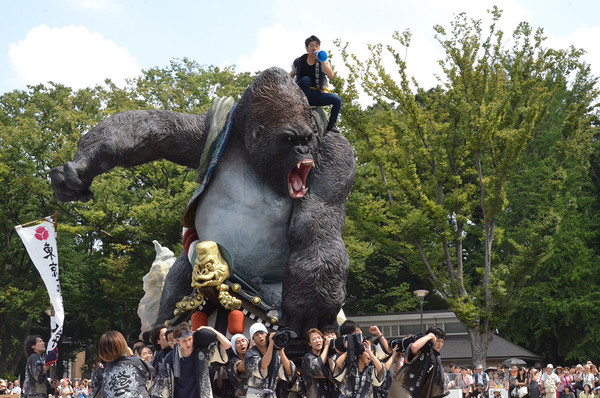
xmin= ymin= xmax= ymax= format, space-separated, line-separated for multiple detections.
xmin=295 ymin=146 xmax=309 ymax=155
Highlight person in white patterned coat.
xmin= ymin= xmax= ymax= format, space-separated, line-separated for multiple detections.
xmin=151 ymin=323 xmax=231 ymax=398
xmin=244 ymin=323 xmax=295 ymax=398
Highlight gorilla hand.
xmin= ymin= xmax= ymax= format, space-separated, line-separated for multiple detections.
xmin=51 ymin=137 xmax=119 ymax=202
xmin=50 ymin=161 xmax=95 ymax=202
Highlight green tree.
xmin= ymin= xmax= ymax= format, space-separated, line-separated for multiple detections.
xmin=498 ymin=60 xmax=600 ymax=362
xmin=0 ymin=60 xmax=255 ymax=376
xmin=334 ymin=7 xmax=598 ymax=365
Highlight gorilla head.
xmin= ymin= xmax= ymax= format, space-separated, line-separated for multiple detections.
xmin=234 ymin=67 xmax=318 ymax=198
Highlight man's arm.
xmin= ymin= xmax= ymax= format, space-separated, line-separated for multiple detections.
xmin=335 ymin=351 xmax=348 ymax=371
xmin=290 ymin=58 xmax=298 ymax=79
xmin=320 ymin=338 xmax=332 ymax=365
xmin=410 ymin=333 xmax=436 ymax=355
xmin=278 ymin=347 xmax=293 ymax=377
xmin=260 ymin=333 xmax=276 ymax=372
xmin=369 ymin=325 xmax=391 ymax=355
xmin=321 ymin=60 xmax=334 ymax=79
xmin=385 ymin=347 xmax=398 ymax=372
xmin=365 ymin=340 xmax=383 ymax=375
xmin=198 ymin=326 xmax=232 ymax=352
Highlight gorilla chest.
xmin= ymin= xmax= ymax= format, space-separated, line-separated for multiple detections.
xmin=193 ymin=144 xmax=293 ymax=283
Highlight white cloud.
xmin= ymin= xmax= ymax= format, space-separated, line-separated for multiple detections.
xmin=545 ymin=26 xmax=600 ymax=80
xmin=8 ymin=25 xmax=140 ymax=90
xmin=235 ymin=23 xmax=299 ymax=73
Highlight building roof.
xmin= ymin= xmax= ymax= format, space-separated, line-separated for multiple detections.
xmin=442 ymin=334 xmax=542 ymax=363
xmin=346 ymin=310 xmax=542 ymax=365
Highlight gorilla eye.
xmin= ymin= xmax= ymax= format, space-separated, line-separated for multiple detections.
xmin=288 ymin=137 xmax=292 ymax=142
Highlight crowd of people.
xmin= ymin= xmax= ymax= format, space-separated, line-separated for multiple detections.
xmin=18 ymin=320 xmax=451 ymax=398
xmin=0 ymin=376 xmax=89 ymax=397
xmin=448 ymin=363 xmax=600 ymax=398
xmin=14 ymin=319 xmax=600 ymax=398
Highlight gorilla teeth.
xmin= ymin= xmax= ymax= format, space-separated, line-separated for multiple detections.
xmin=288 ymin=159 xmax=314 ymax=198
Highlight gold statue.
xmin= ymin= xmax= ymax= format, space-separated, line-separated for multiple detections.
xmin=175 ymin=241 xmax=241 ymax=313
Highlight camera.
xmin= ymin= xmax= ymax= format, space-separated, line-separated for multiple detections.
xmin=333 ymin=333 xmax=365 ymax=356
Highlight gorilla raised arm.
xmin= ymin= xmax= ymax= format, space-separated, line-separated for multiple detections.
xmin=51 ymin=110 xmax=208 ymax=202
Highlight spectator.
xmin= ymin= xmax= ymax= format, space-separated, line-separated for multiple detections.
xmin=574 ymin=365 xmax=585 ymax=395
xmin=468 ymin=383 xmax=486 ymax=398
xmin=58 ymin=378 xmax=74 ymax=398
xmin=497 ymin=365 xmax=507 ymax=387
xmin=582 ymin=366 xmax=595 ymax=390
xmin=98 ymin=330 xmax=153 ymax=398
xmin=244 ymin=322 xmax=295 ymax=398
xmin=73 ymin=379 xmax=88 ymax=398
xmin=461 ymin=367 xmax=474 ymax=398
xmin=530 ymin=371 xmax=542 ymax=398
xmin=23 ymin=335 xmax=51 ymax=398
xmin=517 ymin=367 xmax=529 ymax=392
xmin=542 ymin=364 xmax=560 ymax=398
xmin=0 ymin=380 xmax=7 ymax=395
xmin=473 ymin=365 xmax=490 ymax=393
xmin=152 ymin=323 xmax=230 ymax=398
xmin=302 ymin=328 xmax=337 ymax=398
xmin=564 ymin=385 xmax=576 ymax=398
xmin=12 ymin=380 xmax=21 ymax=395
xmin=580 ymin=384 xmax=594 ymax=398
xmin=508 ymin=366 xmax=520 ymax=397
xmin=557 ymin=367 xmax=569 ymax=398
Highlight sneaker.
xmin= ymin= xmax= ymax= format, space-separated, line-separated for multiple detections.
xmin=327 ymin=125 xmax=340 ymax=133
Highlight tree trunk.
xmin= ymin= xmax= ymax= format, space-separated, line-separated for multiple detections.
xmin=9 ymin=318 xmax=32 ymax=375
xmin=466 ymin=327 xmax=492 ymax=368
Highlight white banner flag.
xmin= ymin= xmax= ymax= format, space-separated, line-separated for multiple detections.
xmin=15 ymin=217 xmax=64 ymax=351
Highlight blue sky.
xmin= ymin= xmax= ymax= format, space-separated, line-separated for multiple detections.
xmin=2 ymin=0 xmax=600 ymax=94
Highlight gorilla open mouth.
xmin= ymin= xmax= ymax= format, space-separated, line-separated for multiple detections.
xmin=287 ymin=159 xmax=314 ymax=198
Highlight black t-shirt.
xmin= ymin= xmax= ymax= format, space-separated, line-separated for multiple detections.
xmin=293 ymin=54 xmax=327 ymax=89
xmin=175 ymin=355 xmax=198 ymax=398
xmin=297 ymin=54 xmax=318 ymax=86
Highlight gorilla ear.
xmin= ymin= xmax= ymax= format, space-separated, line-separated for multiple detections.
xmin=250 ymin=125 xmax=265 ymax=142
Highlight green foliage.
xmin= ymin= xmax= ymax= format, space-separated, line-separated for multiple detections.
xmin=0 ymin=60 xmax=256 ymax=375
xmin=334 ymin=6 xmax=599 ymax=364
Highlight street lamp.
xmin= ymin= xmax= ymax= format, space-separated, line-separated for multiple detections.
xmin=413 ymin=289 xmax=429 ymax=333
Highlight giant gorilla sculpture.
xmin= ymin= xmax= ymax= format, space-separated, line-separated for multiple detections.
xmin=50 ymin=67 xmax=355 ymax=334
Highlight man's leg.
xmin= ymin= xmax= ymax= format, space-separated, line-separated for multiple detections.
xmin=321 ymin=93 xmax=342 ymax=130
xmin=297 ymin=76 xmax=312 ymax=97
xmin=305 ymin=91 xmax=343 ymax=131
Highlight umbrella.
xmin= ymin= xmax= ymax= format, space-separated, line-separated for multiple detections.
xmin=503 ymin=358 xmax=527 ymax=367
